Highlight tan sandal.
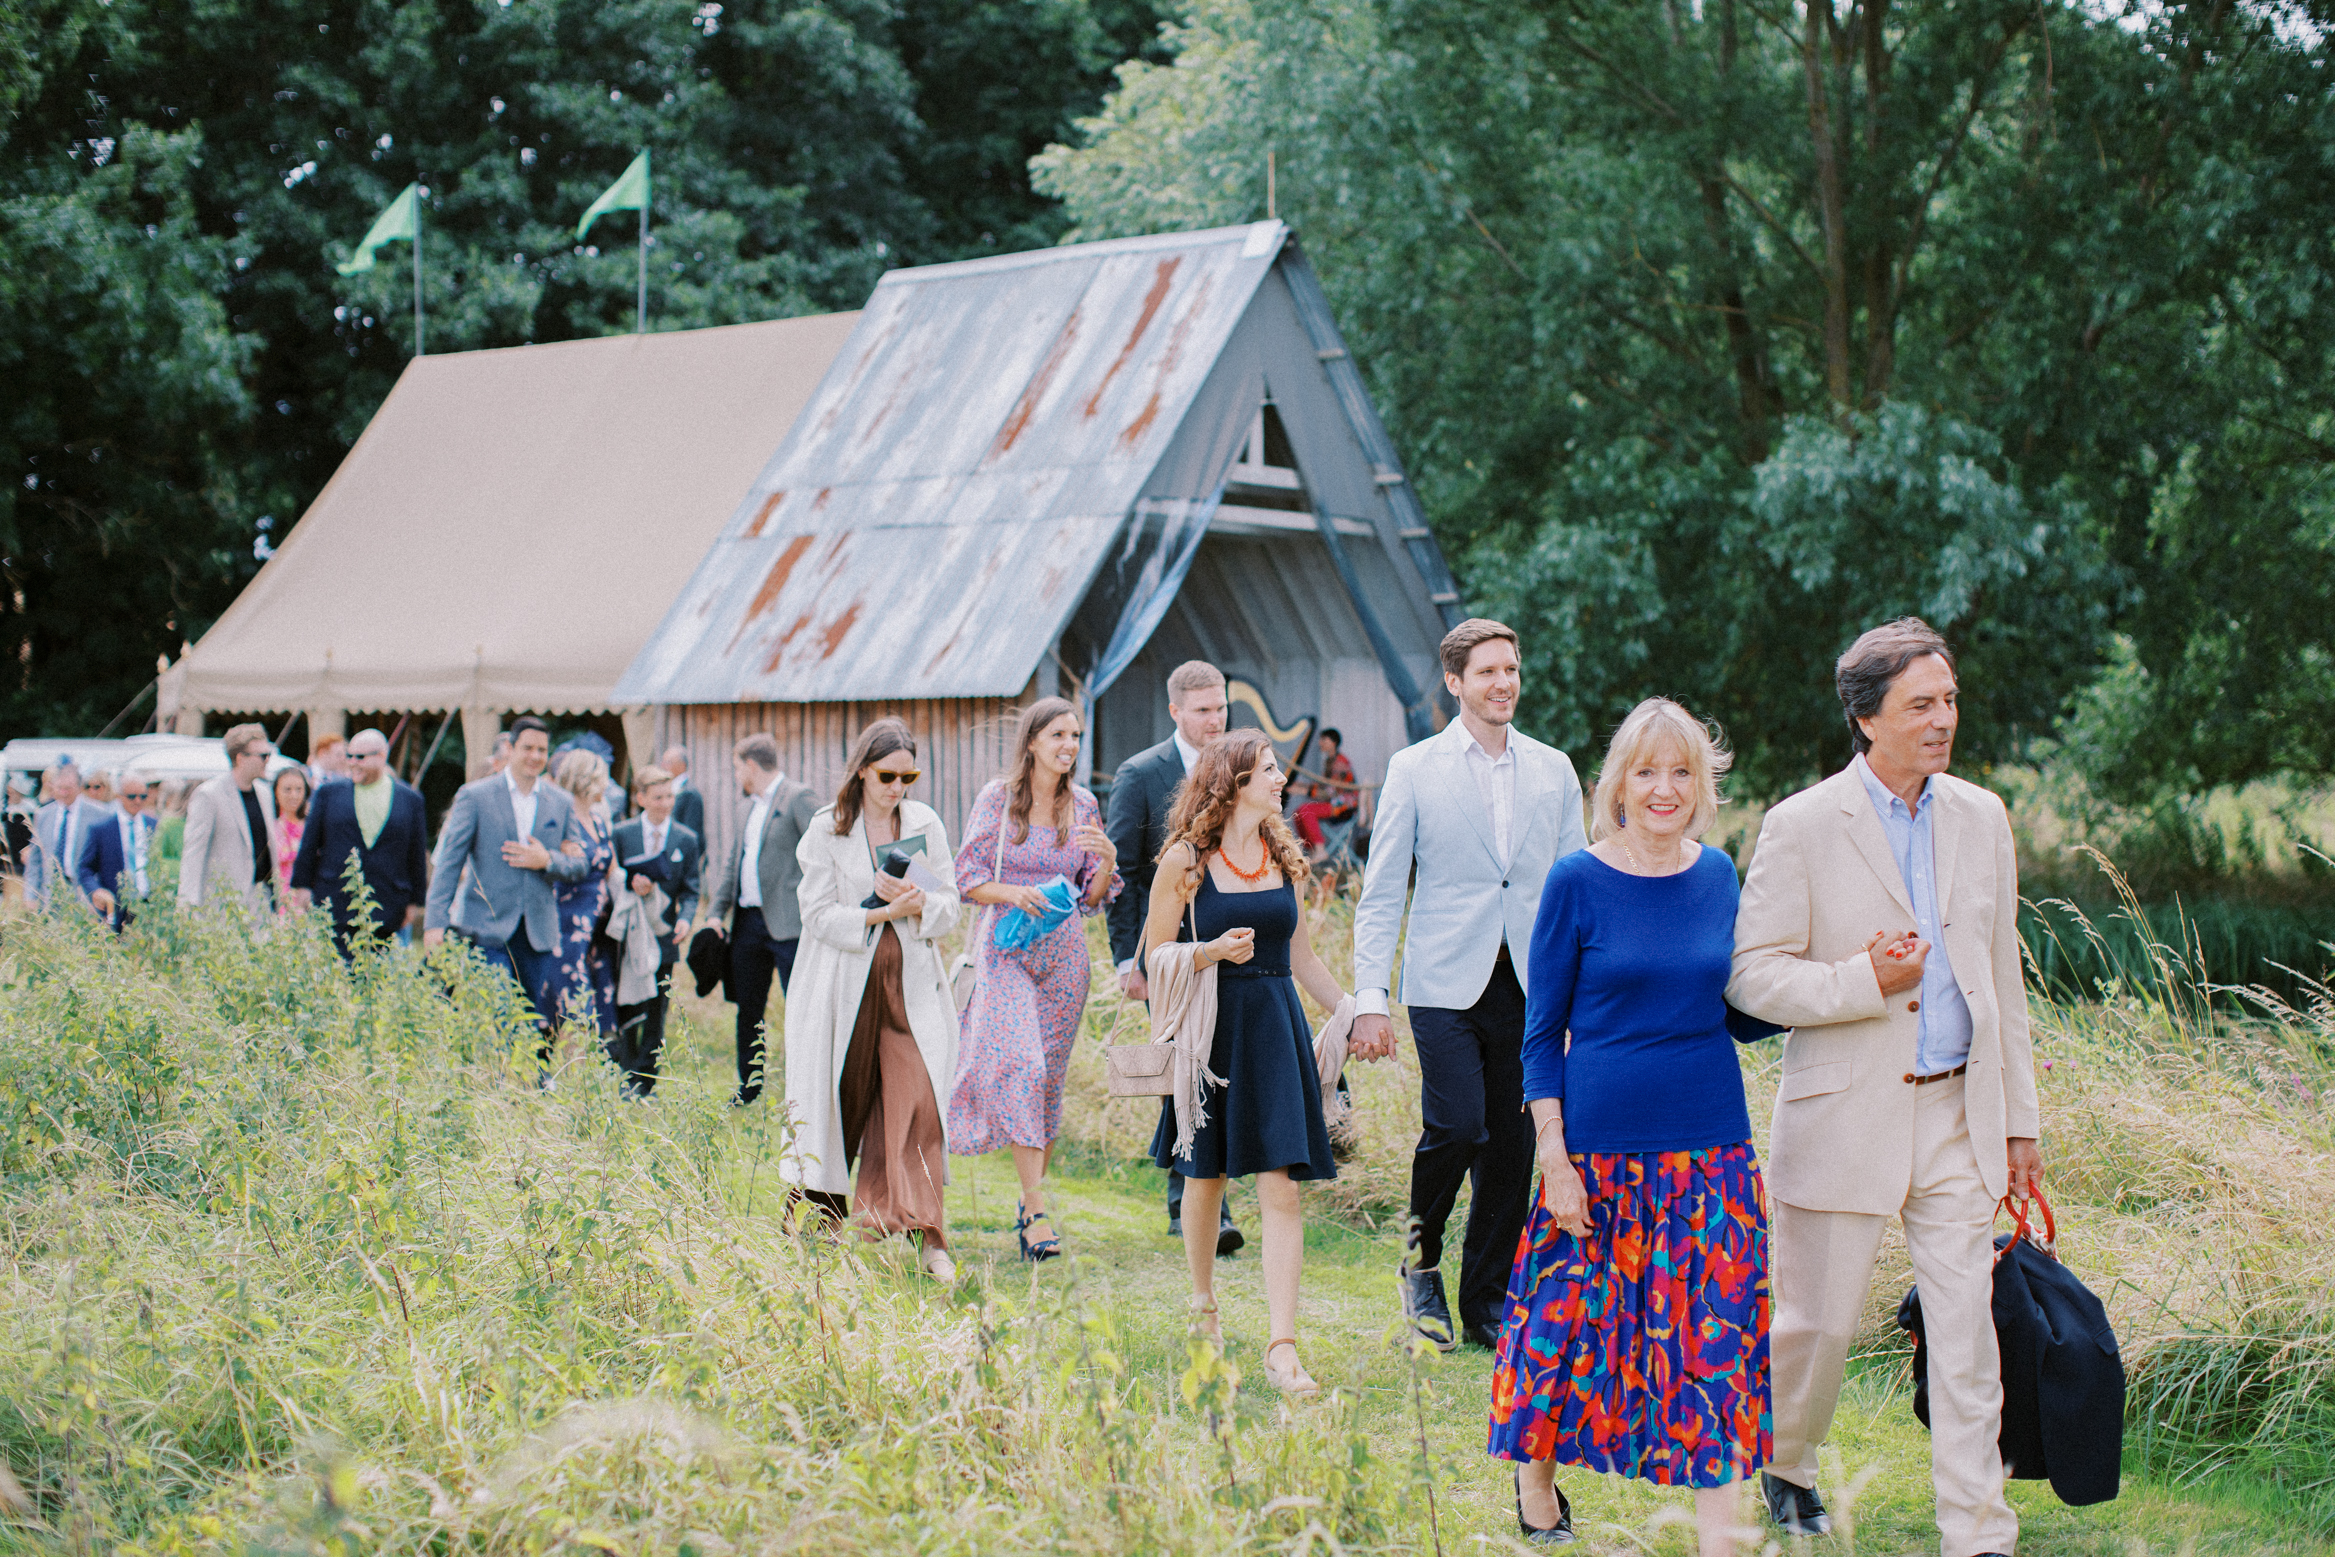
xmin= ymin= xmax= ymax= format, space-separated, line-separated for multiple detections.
xmin=1263 ymin=1337 xmax=1320 ymax=1398
xmin=1188 ymin=1295 xmax=1223 ymax=1345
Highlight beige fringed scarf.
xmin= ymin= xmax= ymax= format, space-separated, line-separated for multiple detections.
xmin=1144 ymin=938 xmax=1225 ymax=1160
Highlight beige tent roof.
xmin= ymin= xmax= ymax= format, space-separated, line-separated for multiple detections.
xmin=179 ymin=312 xmax=860 ymax=714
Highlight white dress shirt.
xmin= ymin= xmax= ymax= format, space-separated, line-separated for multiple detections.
xmin=504 ymin=769 xmax=539 ymax=841
xmin=641 ymin=818 xmax=667 ymax=859
xmin=121 ymin=812 xmax=152 ymax=895
xmin=737 ymin=773 xmax=782 ymax=907
xmin=1460 ymin=724 xmax=1518 ymax=871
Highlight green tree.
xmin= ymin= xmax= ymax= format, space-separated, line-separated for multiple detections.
xmin=1037 ymin=0 xmax=2335 ymax=795
xmin=1 ymin=0 xmax=1165 ymax=736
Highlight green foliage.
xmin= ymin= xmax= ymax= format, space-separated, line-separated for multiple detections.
xmin=1037 ymin=0 xmax=2335 ymax=795
xmin=0 ymin=0 xmax=1167 ymax=737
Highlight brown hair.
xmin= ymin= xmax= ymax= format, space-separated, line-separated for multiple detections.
xmin=1166 ymin=659 xmax=1225 ymax=703
xmin=833 ymin=718 xmax=916 ymax=836
xmin=1835 ymin=618 xmax=1955 ymax=756
xmin=222 ymin=722 xmax=270 ymax=760
xmin=272 ymin=764 xmax=311 ymax=821
xmin=1165 ymin=730 xmax=1309 ymax=893
xmin=1439 ymin=617 xmax=1519 ymax=680
xmin=733 ymin=732 xmax=780 ymax=771
xmin=1004 ymin=697 xmax=1081 ymax=844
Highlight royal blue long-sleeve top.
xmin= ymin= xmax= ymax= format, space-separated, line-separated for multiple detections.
xmin=1522 ymin=843 xmax=1773 ymax=1154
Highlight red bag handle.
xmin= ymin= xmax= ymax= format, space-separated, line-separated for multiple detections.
xmin=1996 ymin=1186 xmax=2057 ymax=1262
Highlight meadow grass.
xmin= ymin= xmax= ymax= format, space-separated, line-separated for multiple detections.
xmin=0 ymin=885 xmax=2330 ymax=1555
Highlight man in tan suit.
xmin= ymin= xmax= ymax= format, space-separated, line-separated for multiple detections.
xmin=178 ymin=723 xmax=279 ymax=921
xmin=1729 ymin=618 xmax=2042 ymax=1557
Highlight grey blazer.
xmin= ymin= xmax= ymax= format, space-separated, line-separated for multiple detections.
xmin=707 ymin=778 xmax=818 ymax=940
xmin=178 ymin=774 xmax=277 ymax=920
xmin=423 ymin=774 xmax=586 ymax=950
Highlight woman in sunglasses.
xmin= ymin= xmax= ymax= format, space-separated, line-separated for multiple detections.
xmin=782 ymin=718 xmax=965 ymax=1279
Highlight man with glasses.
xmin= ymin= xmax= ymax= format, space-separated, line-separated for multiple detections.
xmin=77 ymin=773 xmax=155 ymax=931
xmin=290 ymin=727 xmax=433 ymax=954
xmin=180 ymin=726 xmax=280 ymax=921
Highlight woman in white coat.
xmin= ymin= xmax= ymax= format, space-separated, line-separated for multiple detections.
xmin=786 ymin=718 xmax=963 ymax=1279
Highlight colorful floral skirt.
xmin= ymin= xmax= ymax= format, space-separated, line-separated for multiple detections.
xmin=1486 ymin=1141 xmax=1772 ymax=1488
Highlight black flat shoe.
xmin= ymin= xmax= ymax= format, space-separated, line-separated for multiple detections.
xmin=1398 ymin=1264 xmax=1458 ymax=1352
xmin=1514 ymin=1465 xmax=1575 ymax=1545
xmin=1463 ymin=1314 xmax=1503 ymax=1351
xmin=1216 ymin=1204 xmax=1245 ymax=1258
xmin=1761 ymin=1471 xmax=1832 ymax=1536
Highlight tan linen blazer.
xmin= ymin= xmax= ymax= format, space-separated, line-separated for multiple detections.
xmin=177 ymin=773 xmax=276 ymax=920
xmin=1727 ymin=766 xmax=2039 ymax=1214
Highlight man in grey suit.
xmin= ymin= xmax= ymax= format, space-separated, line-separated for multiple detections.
xmin=703 ymin=732 xmax=817 ymax=1105
xmin=1105 ymin=658 xmax=1244 ymax=1252
xmin=27 ymin=759 xmax=83 ymax=910
xmin=1352 ymin=618 xmax=1588 ymax=1356
xmin=423 ymin=716 xmax=586 ymax=1041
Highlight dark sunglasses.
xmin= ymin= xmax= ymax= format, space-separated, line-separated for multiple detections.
xmin=873 ymin=768 xmax=921 ymax=785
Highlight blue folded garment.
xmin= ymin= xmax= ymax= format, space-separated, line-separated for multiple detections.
xmin=993 ymin=874 xmax=1076 ymax=950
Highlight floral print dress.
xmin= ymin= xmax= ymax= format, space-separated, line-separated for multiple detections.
xmin=554 ymin=822 xmax=617 ymax=1036
xmin=946 ymin=780 xmax=1120 ymax=1154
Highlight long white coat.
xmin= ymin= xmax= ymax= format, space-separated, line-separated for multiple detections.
xmin=780 ymin=801 xmax=962 ymax=1196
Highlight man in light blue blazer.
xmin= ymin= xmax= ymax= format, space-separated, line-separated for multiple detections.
xmin=1353 ymin=619 xmax=1589 ymax=1361
xmin=423 ymin=716 xmax=585 ymax=1039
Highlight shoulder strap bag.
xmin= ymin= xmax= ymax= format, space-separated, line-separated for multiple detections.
xmin=1103 ymin=894 xmax=1195 ymax=1098
xmin=948 ymin=792 xmax=1007 ymax=1012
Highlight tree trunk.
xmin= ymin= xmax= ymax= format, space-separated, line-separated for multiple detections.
xmin=1802 ymin=0 xmax=1854 ymax=412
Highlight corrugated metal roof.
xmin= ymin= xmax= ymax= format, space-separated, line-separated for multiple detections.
xmin=616 ymin=221 xmax=1295 ymax=705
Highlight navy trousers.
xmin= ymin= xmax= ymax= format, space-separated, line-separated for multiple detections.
xmin=1405 ymin=954 xmax=1533 ymax=1329
xmin=730 ymin=912 xmax=798 ymax=1104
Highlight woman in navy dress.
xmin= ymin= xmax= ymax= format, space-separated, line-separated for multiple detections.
xmin=550 ymin=749 xmax=620 ymax=1039
xmin=1491 ymin=698 xmax=1775 ymax=1553
xmin=1140 ymin=729 xmax=1353 ymax=1397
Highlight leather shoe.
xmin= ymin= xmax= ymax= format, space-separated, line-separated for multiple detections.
xmin=1463 ymin=1314 xmax=1503 ymax=1351
xmin=1216 ymin=1204 xmax=1245 ymax=1257
xmin=1514 ymin=1465 xmax=1575 ymax=1545
xmin=1399 ymin=1264 xmax=1459 ymax=1351
xmin=1761 ymin=1472 xmax=1832 ymax=1536
xmin=1168 ymin=1212 xmax=1182 ymax=1239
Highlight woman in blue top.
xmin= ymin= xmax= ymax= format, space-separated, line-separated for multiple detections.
xmin=1491 ymin=698 xmax=1776 ymax=1555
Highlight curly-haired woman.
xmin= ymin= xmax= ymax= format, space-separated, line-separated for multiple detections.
xmin=1139 ymin=729 xmax=1353 ymax=1397
xmin=948 ymin=697 xmax=1122 ymax=1261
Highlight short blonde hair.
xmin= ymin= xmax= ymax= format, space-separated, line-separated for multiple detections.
xmin=1589 ymin=698 xmax=1731 ymax=842
xmin=632 ymin=764 xmax=674 ymax=794
xmin=553 ymin=749 xmax=609 ymax=806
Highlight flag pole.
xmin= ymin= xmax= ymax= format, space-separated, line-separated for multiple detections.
xmin=637 ymin=193 xmax=648 ymax=334
xmin=413 ymin=191 xmax=425 ymax=357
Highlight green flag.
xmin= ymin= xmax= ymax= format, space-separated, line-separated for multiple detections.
xmin=576 ymin=150 xmax=650 ymax=240
xmin=336 ymin=183 xmax=420 ymax=275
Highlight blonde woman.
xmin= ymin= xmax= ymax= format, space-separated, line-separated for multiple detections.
xmin=1139 ymin=730 xmax=1351 ymax=1397
xmin=785 ymin=719 xmax=962 ymax=1278
xmin=550 ymin=749 xmax=620 ymax=1038
xmin=1490 ymin=698 xmax=1776 ymax=1552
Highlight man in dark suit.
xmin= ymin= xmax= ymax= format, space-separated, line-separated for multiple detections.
xmin=702 ymin=732 xmax=818 ymax=1105
xmin=660 ymin=745 xmax=707 ymax=842
xmin=289 ymin=727 xmax=432 ymax=954
xmin=607 ymin=764 xmax=703 ymax=1097
xmin=76 ymin=776 xmax=153 ymax=932
xmin=1106 ymin=658 xmax=1243 ymax=1252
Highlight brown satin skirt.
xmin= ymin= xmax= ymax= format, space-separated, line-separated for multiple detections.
xmin=836 ymin=923 xmax=948 ymax=1248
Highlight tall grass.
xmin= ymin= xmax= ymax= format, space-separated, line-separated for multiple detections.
xmin=0 ymin=902 xmax=1400 ymax=1554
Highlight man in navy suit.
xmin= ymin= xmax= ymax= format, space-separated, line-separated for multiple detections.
xmin=289 ymin=727 xmax=432 ymax=954
xmin=76 ymin=774 xmax=155 ymax=931
xmin=1105 ymin=659 xmax=1245 ymax=1253
xmin=660 ymin=746 xmax=707 ymax=842
xmin=607 ymin=765 xmax=704 ymax=1096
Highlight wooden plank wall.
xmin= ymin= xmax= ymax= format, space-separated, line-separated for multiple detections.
xmin=669 ymin=698 xmax=1019 ymax=883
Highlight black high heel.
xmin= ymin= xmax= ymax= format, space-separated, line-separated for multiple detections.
xmin=1514 ymin=1464 xmax=1575 ymax=1546
xmin=1015 ymin=1202 xmax=1062 ymax=1262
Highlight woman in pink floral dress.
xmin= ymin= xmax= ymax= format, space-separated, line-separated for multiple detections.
xmin=949 ymin=697 xmax=1121 ymax=1260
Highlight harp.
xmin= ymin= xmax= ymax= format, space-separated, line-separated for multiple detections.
xmin=1225 ymin=679 xmax=1317 ymax=775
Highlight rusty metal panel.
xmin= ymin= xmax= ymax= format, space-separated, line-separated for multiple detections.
xmin=616 ymin=221 xmax=1293 ymax=706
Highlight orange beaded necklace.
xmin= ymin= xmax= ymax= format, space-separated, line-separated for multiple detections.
xmin=1218 ymin=835 xmax=1272 ymax=883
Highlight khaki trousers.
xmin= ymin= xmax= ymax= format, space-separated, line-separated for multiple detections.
xmin=1769 ymin=1075 xmax=2017 ymax=1557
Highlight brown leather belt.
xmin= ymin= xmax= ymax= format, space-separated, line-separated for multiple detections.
xmin=1904 ymin=1063 xmax=1968 ymax=1086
